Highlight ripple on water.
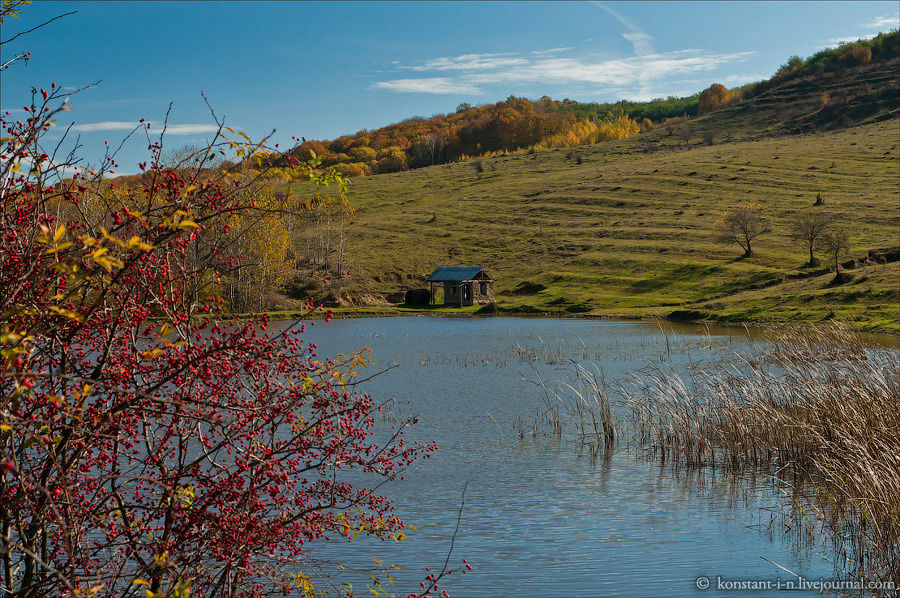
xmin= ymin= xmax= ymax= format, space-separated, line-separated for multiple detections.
xmin=281 ymin=317 xmax=844 ymax=597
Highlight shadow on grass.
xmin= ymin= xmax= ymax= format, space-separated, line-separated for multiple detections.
xmin=629 ymin=264 xmax=722 ymax=294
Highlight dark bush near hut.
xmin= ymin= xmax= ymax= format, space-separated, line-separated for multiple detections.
xmin=405 ymin=288 xmax=432 ymax=305
xmin=475 ymin=301 xmax=499 ymax=315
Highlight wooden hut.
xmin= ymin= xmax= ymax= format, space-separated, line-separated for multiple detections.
xmin=425 ymin=266 xmax=494 ymax=307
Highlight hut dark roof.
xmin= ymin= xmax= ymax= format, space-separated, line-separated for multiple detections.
xmin=426 ymin=266 xmax=486 ymax=282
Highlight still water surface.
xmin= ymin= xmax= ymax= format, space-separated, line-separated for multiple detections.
xmin=275 ymin=317 xmax=846 ymax=597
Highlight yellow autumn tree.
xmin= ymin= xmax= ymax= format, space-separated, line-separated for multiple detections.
xmin=594 ymin=113 xmax=641 ymax=142
xmin=533 ymin=113 xmax=641 ymax=149
xmin=698 ymin=83 xmax=730 ymax=114
xmin=226 ymin=186 xmax=297 ymax=312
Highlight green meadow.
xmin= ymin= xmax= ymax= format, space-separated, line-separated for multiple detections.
xmin=289 ymin=118 xmax=899 ymax=332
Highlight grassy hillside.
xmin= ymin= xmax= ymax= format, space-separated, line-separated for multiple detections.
xmin=279 ymin=41 xmax=900 ymax=333
xmin=672 ymin=56 xmax=900 ymax=141
xmin=288 ymin=115 xmax=899 ymax=332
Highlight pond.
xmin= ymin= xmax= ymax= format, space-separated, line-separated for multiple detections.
xmin=275 ymin=316 xmax=870 ymax=597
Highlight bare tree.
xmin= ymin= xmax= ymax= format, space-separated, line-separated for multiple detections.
xmin=423 ymin=134 xmax=445 ymax=165
xmin=411 ymin=134 xmax=446 ymax=167
xmin=790 ymin=210 xmax=831 ymax=267
xmin=819 ymin=227 xmax=852 ymax=283
xmin=717 ymin=203 xmax=770 ymax=258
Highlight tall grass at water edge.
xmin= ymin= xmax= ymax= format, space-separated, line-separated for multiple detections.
xmin=539 ymin=325 xmax=899 ymax=584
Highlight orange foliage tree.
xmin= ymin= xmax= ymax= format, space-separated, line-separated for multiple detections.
xmin=277 ymin=95 xmax=645 ymax=177
xmin=698 ymin=83 xmax=731 ymax=114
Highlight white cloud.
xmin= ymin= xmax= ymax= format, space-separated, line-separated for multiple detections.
xmin=825 ymin=36 xmax=864 ymax=46
xmin=70 ymin=121 xmax=220 ymax=134
xmin=464 ymin=50 xmax=754 ymax=87
xmin=722 ymin=73 xmax=765 ymax=85
xmin=10 ymin=155 xmax=87 ymax=179
xmin=592 ymin=2 xmax=656 ymax=98
xmin=374 ymin=3 xmax=755 ymax=100
xmin=622 ymin=32 xmax=654 ymax=57
xmin=531 ymin=47 xmax=575 ymax=56
xmin=592 ymin=2 xmax=655 ymax=56
xmin=372 ymin=77 xmax=481 ymax=94
xmin=820 ymin=32 xmax=885 ymax=48
xmin=861 ymin=12 xmax=899 ymax=29
xmin=150 ymin=124 xmax=222 ymax=135
xmin=374 ymin=49 xmax=753 ymax=96
xmin=823 ymin=14 xmax=897 ymax=49
xmin=403 ymin=53 xmax=528 ymax=72
xmin=69 ymin=121 xmax=141 ymax=132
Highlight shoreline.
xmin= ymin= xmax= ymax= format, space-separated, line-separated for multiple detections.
xmin=246 ymin=306 xmax=900 ymax=345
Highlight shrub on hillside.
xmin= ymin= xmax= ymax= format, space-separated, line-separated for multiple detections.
xmin=698 ymin=83 xmax=730 ymax=114
xmin=848 ymin=44 xmax=872 ymax=65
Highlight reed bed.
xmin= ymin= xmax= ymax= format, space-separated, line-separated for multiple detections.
xmin=623 ymin=325 xmax=899 ymax=584
xmin=520 ymin=363 xmax=616 ymax=463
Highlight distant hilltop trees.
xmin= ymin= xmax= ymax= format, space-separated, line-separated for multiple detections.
xmin=278 ymin=95 xmax=654 ymax=177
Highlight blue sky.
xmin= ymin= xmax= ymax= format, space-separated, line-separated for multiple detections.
xmin=2 ymin=1 xmax=897 ymax=173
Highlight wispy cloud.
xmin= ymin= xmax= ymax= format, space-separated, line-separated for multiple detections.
xmin=825 ymin=35 xmax=868 ymax=46
xmin=722 ymin=73 xmax=765 ymax=85
xmin=531 ymin=47 xmax=574 ymax=56
xmin=861 ymin=12 xmax=899 ymax=29
xmin=822 ymin=12 xmax=898 ymax=50
xmin=402 ymin=53 xmax=528 ymax=72
xmin=378 ymin=49 xmax=752 ymax=96
xmin=374 ymin=4 xmax=754 ymax=99
xmin=592 ymin=2 xmax=654 ymax=56
xmin=70 ymin=121 xmax=220 ymax=134
xmin=472 ymin=50 xmax=752 ymax=85
xmin=372 ymin=77 xmax=481 ymax=94
xmin=592 ymin=2 xmax=655 ymax=97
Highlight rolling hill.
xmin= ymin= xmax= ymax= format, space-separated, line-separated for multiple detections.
xmin=284 ymin=37 xmax=900 ymax=333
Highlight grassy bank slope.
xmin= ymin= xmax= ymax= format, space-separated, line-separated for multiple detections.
xmin=289 ymin=117 xmax=899 ymax=332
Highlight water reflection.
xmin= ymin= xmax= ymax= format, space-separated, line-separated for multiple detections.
xmin=275 ymin=317 xmax=858 ymax=596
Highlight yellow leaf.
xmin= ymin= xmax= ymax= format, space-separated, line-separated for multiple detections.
xmin=133 ymin=579 xmax=151 ymax=586
xmin=44 ymin=241 xmax=73 ymax=254
xmin=53 ymin=224 xmax=67 ymax=243
xmin=47 ymin=306 xmax=84 ymax=322
xmin=126 ymin=236 xmax=154 ymax=251
xmin=99 ymin=227 xmax=126 ymax=248
xmin=0 ymin=424 xmax=12 ymax=432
